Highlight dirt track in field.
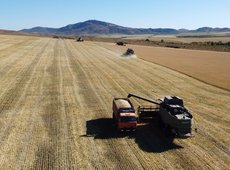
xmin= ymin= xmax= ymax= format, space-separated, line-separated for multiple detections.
xmin=100 ymin=42 xmax=230 ymax=91
xmin=124 ymin=35 xmax=230 ymax=43
xmin=0 ymin=35 xmax=229 ymax=169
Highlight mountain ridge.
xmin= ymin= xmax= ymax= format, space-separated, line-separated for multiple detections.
xmin=20 ymin=20 xmax=230 ymax=35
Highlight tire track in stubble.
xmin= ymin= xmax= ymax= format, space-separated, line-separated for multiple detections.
xmin=63 ymin=40 xmax=108 ymax=169
xmin=0 ymin=39 xmax=50 ymax=114
xmin=0 ymin=39 xmax=51 ymax=148
xmin=33 ymin=39 xmax=61 ymax=170
xmin=65 ymin=40 xmax=146 ymax=169
xmin=66 ymin=41 xmax=135 ymax=170
xmin=14 ymin=39 xmax=56 ymax=170
xmin=63 ymin=39 xmax=105 ymax=169
xmin=58 ymin=41 xmax=108 ymax=169
xmin=0 ymin=39 xmax=43 ymax=79
xmin=0 ymin=38 xmax=36 ymax=58
xmin=33 ymin=39 xmax=76 ymax=170
xmin=72 ymin=43 xmax=152 ymax=169
xmin=0 ymin=40 xmax=44 ymax=99
xmin=55 ymin=39 xmax=75 ymax=169
xmin=68 ymin=40 xmax=173 ymax=169
xmin=72 ymin=41 xmax=172 ymax=170
xmin=63 ymin=40 xmax=134 ymax=168
xmin=68 ymin=41 xmax=157 ymax=169
xmin=0 ymin=39 xmax=52 ymax=168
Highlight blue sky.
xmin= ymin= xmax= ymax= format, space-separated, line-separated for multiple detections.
xmin=1 ymin=0 xmax=230 ymax=30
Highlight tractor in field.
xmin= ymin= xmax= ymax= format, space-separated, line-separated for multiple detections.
xmin=125 ymin=48 xmax=134 ymax=55
xmin=77 ymin=37 xmax=84 ymax=42
xmin=127 ymin=93 xmax=193 ymax=136
xmin=116 ymin=41 xmax=126 ymax=46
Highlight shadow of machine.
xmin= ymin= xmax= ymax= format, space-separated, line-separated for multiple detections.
xmin=84 ymin=118 xmax=183 ymax=153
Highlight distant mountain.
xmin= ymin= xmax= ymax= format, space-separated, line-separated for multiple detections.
xmin=193 ymin=27 xmax=230 ymax=33
xmin=20 ymin=20 xmax=230 ymax=35
xmin=57 ymin=20 xmax=141 ymax=34
xmin=21 ymin=26 xmax=56 ymax=34
xmin=0 ymin=29 xmax=38 ymax=36
xmin=20 ymin=20 xmax=178 ymax=35
xmin=0 ymin=29 xmax=18 ymax=34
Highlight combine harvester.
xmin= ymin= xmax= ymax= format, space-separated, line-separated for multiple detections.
xmin=116 ymin=41 xmax=126 ymax=46
xmin=125 ymin=48 xmax=134 ymax=55
xmin=113 ymin=94 xmax=193 ymax=136
xmin=76 ymin=37 xmax=84 ymax=42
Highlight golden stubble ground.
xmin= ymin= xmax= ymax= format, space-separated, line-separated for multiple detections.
xmin=100 ymin=42 xmax=230 ymax=91
xmin=0 ymin=34 xmax=229 ymax=169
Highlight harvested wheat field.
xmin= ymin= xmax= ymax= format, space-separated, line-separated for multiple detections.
xmin=0 ymin=35 xmax=229 ymax=169
xmin=100 ymin=42 xmax=230 ymax=91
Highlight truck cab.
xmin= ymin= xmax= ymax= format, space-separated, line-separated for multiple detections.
xmin=113 ymin=98 xmax=137 ymax=131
